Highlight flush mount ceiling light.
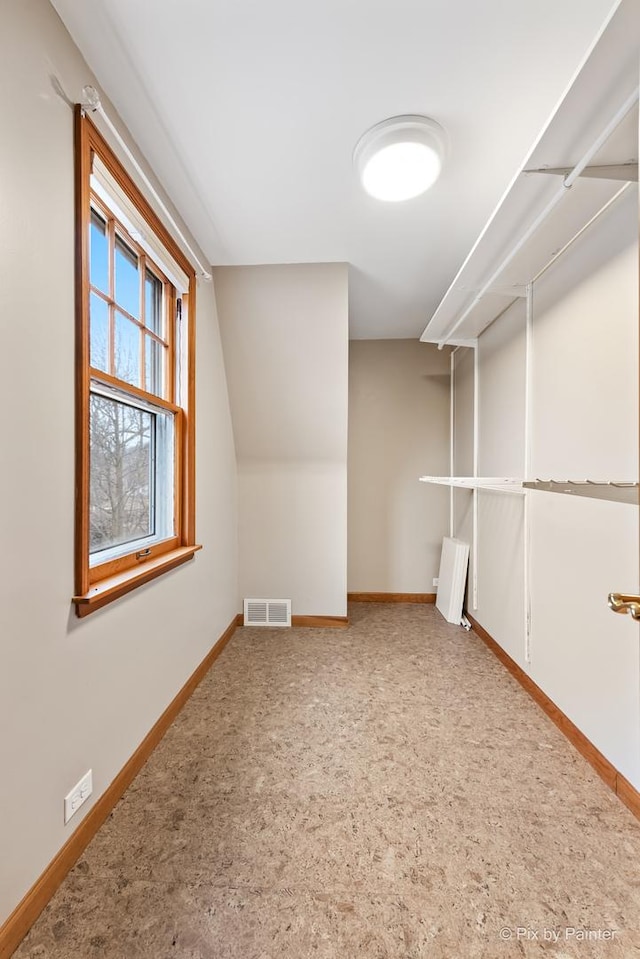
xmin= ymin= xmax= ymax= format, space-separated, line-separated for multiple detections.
xmin=354 ymin=115 xmax=446 ymax=202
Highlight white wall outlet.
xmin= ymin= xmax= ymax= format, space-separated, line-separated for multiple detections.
xmin=433 ymin=578 xmax=439 ymax=588
xmin=64 ymin=769 xmax=93 ymax=824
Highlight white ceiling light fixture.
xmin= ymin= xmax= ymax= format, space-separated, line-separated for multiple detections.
xmin=354 ymin=115 xmax=446 ymax=202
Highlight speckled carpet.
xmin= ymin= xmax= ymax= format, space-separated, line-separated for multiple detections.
xmin=13 ymin=603 xmax=640 ymax=958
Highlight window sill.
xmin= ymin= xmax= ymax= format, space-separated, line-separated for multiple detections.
xmin=72 ymin=545 xmax=202 ymax=617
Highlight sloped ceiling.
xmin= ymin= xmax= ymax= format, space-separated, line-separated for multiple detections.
xmin=51 ymin=0 xmax=619 ymax=337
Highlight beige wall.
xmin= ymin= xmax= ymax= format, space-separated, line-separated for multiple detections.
xmin=348 ymin=340 xmax=450 ymax=593
xmin=214 ymin=264 xmax=349 ymax=617
xmin=0 ymin=0 xmax=238 ymax=925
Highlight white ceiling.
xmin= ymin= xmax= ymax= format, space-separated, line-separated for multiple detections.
xmin=52 ymin=0 xmax=619 ymax=338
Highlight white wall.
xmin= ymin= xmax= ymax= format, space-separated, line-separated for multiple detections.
xmin=452 ymin=347 xmax=474 ymax=583
xmin=0 ymin=0 xmax=238 ymax=925
xmin=527 ymin=191 xmax=639 ymax=783
xmin=475 ymin=300 xmax=527 ymax=666
xmin=454 ymin=187 xmax=640 ymax=786
xmin=348 ymin=339 xmax=450 ymax=592
xmin=214 ymin=264 xmax=349 ymax=617
xmin=477 ymin=300 xmax=526 ymax=477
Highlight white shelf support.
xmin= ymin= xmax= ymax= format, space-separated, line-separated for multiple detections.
xmin=449 ymin=349 xmax=455 ymax=538
xmin=524 ymin=282 xmax=533 ymax=664
xmin=472 ymin=487 xmax=478 ymax=611
xmin=472 ymin=345 xmax=479 ymax=609
xmin=524 ymin=162 xmax=638 ymax=182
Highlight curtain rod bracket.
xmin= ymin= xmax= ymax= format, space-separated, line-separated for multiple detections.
xmin=81 ymin=85 xmax=101 ymax=113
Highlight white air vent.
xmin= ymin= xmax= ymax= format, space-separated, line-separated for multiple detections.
xmin=243 ymin=598 xmax=291 ymax=627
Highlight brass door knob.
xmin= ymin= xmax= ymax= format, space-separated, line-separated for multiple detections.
xmin=608 ymin=593 xmax=640 ymax=620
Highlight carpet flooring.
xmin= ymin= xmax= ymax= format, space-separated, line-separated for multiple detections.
xmin=12 ymin=603 xmax=640 ymax=958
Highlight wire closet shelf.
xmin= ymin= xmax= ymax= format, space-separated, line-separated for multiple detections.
xmin=419 ymin=477 xmax=639 ymax=505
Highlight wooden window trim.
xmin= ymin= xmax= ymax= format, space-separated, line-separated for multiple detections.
xmin=73 ymin=545 xmax=203 ymax=617
xmin=73 ymin=107 xmax=199 ymax=615
xmin=88 ymin=369 xmax=177 ymax=412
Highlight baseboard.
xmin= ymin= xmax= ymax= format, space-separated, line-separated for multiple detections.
xmin=235 ymin=614 xmax=349 ymax=628
xmin=466 ymin=612 xmax=640 ymax=820
xmin=0 ymin=615 xmax=238 ymax=959
xmin=616 ymin=773 xmax=640 ymax=819
xmin=291 ymin=615 xmax=349 ymax=628
xmin=347 ymin=592 xmax=436 ymax=604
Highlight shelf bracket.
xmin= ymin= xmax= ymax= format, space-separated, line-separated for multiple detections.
xmin=524 ymin=162 xmax=638 ymax=183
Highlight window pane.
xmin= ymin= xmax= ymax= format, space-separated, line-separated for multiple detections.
xmin=145 ymin=336 xmax=165 ymax=397
xmin=90 ymin=209 xmax=109 ymax=294
xmin=145 ymin=269 xmax=163 ymax=336
xmin=90 ymin=394 xmax=153 ymax=553
xmin=90 ymin=293 xmax=109 ymax=373
xmin=115 ymin=312 xmax=141 ymax=387
xmin=115 ymin=235 xmax=140 ymax=319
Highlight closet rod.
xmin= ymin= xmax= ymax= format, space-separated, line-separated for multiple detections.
xmin=531 ymin=182 xmax=631 ymax=284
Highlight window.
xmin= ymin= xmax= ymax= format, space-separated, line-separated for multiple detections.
xmin=73 ymin=109 xmax=200 ymax=616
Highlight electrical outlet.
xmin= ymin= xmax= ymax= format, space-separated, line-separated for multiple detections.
xmin=64 ymin=770 xmax=93 ymax=824
xmin=433 ymin=577 xmax=439 ymax=588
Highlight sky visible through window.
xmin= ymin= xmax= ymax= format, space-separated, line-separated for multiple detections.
xmin=90 ymin=208 xmax=164 ymax=395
